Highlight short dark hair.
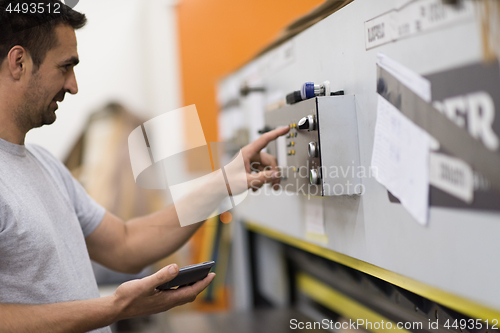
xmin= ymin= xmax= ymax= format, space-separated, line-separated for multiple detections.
xmin=0 ymin=0 xmax=86 ymax=70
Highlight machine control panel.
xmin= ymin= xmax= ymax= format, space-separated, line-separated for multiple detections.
xmin=265 ymin=96 xmax=362 ymax=196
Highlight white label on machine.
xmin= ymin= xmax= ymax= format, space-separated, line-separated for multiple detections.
xmin=365 ymin=0 xmax=474 ymax=49
xmin=371 ymin=95 xmax=430 ymax=225
xmin=365 ymin=12 xmax=396 ymax=49
xmin=429 ymin=152 xmax=474 ymax=203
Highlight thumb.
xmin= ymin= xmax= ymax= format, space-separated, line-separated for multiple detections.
xmin=144 ymin=264 xmax=179 ymax=290
xmin=247 ymin=169 xmax=280 ymax=190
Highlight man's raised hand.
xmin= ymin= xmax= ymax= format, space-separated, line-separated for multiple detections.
xmin=241 ymin=126 xmax=290 ymax=191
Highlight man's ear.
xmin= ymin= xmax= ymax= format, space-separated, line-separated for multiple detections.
xmin=7 ymin=46 xmax=30 ymax=80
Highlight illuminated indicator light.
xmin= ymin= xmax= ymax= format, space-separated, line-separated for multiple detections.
xmin=293 ymin=167 xmax=297 ymax=172
xmin=292 ymin=150 xmax=295 ymax=155
xmin=291 ymin=142 xmax=295 ymax=146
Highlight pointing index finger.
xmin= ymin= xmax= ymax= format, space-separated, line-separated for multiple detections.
xmin=248 ymin=126 xmax=290 ymax=154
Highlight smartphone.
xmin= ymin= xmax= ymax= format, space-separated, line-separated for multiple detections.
xmin=156 ymin=261 xmax=215 ymax=290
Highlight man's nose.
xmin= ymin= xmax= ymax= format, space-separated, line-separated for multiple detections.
xmin=65 ymin=71 xmax=78 ymax=95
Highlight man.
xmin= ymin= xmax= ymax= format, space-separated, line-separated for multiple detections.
xmin=0 ymin=1 xmax=288 ymax=332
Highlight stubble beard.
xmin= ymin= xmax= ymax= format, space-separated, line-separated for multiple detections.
xmin=14 ymin=72 xmax=57 ymax=132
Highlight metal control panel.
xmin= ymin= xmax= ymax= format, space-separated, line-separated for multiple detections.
xmin=265 ymin=95 xmax=361 ymax=196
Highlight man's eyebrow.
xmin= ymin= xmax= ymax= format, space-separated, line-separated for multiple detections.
xmin=62 ymin=56 xmax=80 ymax=66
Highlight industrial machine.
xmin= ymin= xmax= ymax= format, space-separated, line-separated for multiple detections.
xmin=217 ymin=0 xmax=500 ymax=332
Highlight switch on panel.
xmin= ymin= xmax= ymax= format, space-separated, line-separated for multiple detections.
xmin=310 ymin=168 xmax=321 ymax=185
xmin=301 ymin=81 xmax=331 ymax=100
xmin=297 ymin=115 xmax=316 ymax=131
xmin=308 ymin=142 xmax=318 ymax=158
xmin=285 ymin=80 xmax=344 ymax=105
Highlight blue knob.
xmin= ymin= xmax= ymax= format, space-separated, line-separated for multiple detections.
xmin=301 ymin=82 xmax=315 ymax=100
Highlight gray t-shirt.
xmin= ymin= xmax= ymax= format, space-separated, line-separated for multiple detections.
xmin=0 ymin=138 xmax=111 ymax=332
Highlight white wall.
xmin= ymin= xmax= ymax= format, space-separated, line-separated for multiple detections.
xmin=26 ymin=0 xmax=182 ymax=161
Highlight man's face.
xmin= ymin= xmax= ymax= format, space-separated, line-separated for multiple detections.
xmin=16 ymin=24 xmax=79 ymax=130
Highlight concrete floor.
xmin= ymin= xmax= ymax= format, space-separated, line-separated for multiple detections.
xmin=113 ymin=309 xmax=328 ymax=333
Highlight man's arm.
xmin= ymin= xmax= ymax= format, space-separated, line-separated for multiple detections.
xmin=85 ymin=126 xmax=289 ymax=274
xmin=0 ymin=264 xmax=215 ymax=333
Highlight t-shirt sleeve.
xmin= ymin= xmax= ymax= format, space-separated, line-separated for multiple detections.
xmin=26 ymin=145 xmax=106 ymax=237
xmin=67 ymin=176 xmax=106 ymax=237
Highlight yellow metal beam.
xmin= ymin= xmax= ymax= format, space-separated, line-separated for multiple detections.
xmin=298 ymin=272 xmax=412 ymax=333
xmin=245 ymin=221 xmax=500 ymax=322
